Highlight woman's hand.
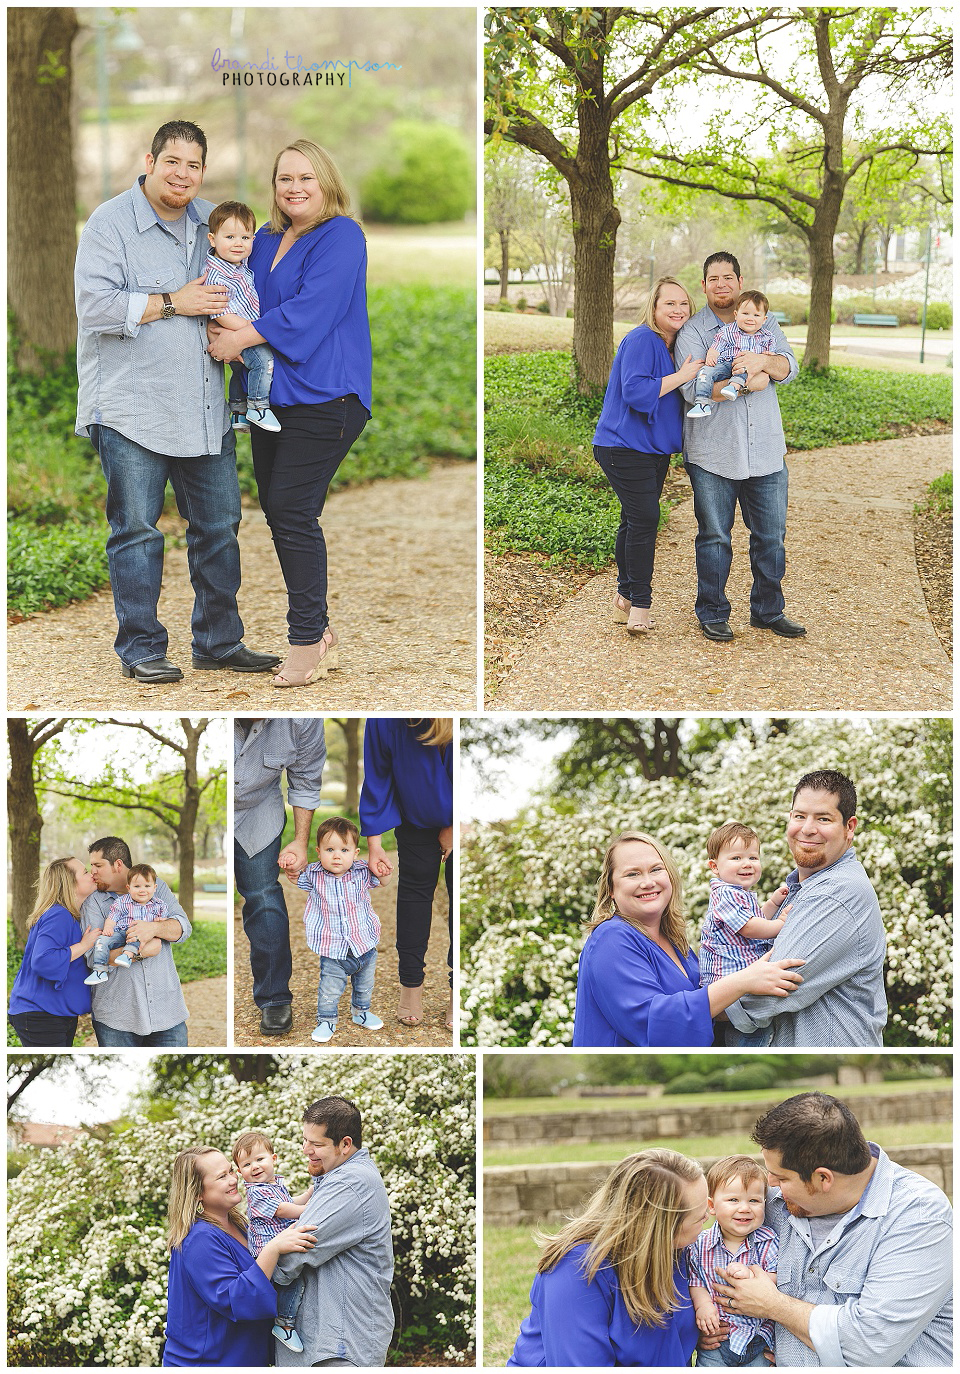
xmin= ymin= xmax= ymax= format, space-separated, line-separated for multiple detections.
xmin=269 ymin=1223 xmax=317 ymax=1255
xmin=207 ymin=329 xmax=247 ymax=363
xmin=741 ymin=950 xmax=805 ymax=997
xmin=366 ymin=837 xmax=393 ymax=880
xmin=675 ymin=352 xmax=704 ymax=385
xmin=438 ymin=826 xmax=454 ymax=862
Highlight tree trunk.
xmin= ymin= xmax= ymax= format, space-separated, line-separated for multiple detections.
xmin=499 ymin=229 xmax=510 ymax=300
xmin=569 ymin=92 xmax=620 ymax=394
xmin=804 ymin=188 xmax=844 ymax=371
xmin=7 ymin=722 xmax=44 ymax=947
xmin=344 ymin=719 xmax=361 ymax=811
xmin=8 ymin=8 xmax=79 ymax=369
xmin=853 ymin=223 xmax=869 ymax=277
xmin=176 ymin=721 xmax=204 ymax=920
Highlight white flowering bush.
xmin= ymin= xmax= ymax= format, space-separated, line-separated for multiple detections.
xmin=461 ymin=721 xmax=951 ymax=1046
xmin=7 ymin=1054 xmax=475 ymax=1367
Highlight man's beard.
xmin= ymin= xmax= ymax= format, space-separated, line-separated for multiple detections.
xmin=790 ymin=842 xmax=826 ymax=869
xmin=159 ymin=189 xmax=190 ymax=209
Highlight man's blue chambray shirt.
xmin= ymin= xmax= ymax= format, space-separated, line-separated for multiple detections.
xmin=675 ymin=305 xmax=798 ymax=479
xmin=233 ymin=718 xmax=326 ymax=858
xmin=725 ymin=847 xmax=886 ymax=1047
xmin=75 ymin=177 xmax=229 ymax=456
xmin=79 ymin=878 xmax=190 ymax=1036
xmin=768 ymin=1144 xmax=952 ymax=1367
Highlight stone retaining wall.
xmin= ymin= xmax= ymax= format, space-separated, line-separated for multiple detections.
xmin=485 ymin=1145 xmax=952 ymax=1228
xmin=484 ymin=1089 xmax=951 ymax=1149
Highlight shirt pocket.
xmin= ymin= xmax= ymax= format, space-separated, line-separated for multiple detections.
xmin=262 ymin=751 xmax=297 ymax=776
xmin=820 ymin=1249 xmax=871 ymax=1297
xmin=136 ymin=271 xmax=180 ymax=292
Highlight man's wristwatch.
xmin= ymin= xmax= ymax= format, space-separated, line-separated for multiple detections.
xmin=160 ymin=292 xmax=176 ymax=319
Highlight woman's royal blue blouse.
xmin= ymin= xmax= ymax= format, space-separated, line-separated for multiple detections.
xmin=359 ymin=719 xmax=453 ymax=835
xmin=163 ymin=1221 xmax=277 ymax=1367
xmin=593 ymin=324 xmax=684 ymax=454
xmin=248 ymin=216 xmax=372 ymax=412
xmin=572 ymin=915 xmax=714 ymax=1047
xmin=8 ymin=904 xmax=92 ymax=1018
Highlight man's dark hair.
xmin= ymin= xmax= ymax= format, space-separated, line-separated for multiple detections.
xmin=151 ymin=120 xmax=207 ymax=165
xmin=752 ymin=1092 xmax=871 ymax=1180
xmin=792 ymin=769 xmax=857 ymax=824
xmin=89 ymin=836 xmax=132 ymax=868
xmin=702 ymin=251 xmax=741 ymax=281
xmin=303 ymin=1095 xmax=362 ymax=1147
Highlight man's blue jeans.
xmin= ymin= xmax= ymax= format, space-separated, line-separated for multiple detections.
xmin=228 ymin=343 xmax=275 ymax=411
xmin=234 ymin=835 xmax=292 ymax=1009
xmin=91 ymin=1018 xmax=188 ymax=1046
xmin=686 ymin=462 xmax=788 ymax=624
xmin=91 ymin=424 xmax=244 ymax=667
xmin=317 ymin=948 xmax=377 ymax=1022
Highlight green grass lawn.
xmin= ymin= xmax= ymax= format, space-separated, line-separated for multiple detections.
xmin=484 ymin=1226 xmax=541 ymax=1367
xmin=484 ymin=347 xmax=952 ymax=567
xmin=486 ymin=1118 xmax=952 ymax=1168
xmin=484 ymin=1077 xmax=951 ymax=1117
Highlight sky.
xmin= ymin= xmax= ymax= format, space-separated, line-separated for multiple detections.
xmin=461 ymin=729 xmax=571 ymax=824
xmin=10 ymin=1058 xmax=146 ymax=1126
xmin=42 ymin=716 xmax=227 ymax=784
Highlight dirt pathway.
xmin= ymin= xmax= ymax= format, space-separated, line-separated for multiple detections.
xmin=233 ymin=870 xmax=453 ymax=1049
xmin=184 ymin=975 xmax=228 ymax=1046
xmin=7 ymin=462 xmax=477 ymax=711
xmin=492 ymin=436 xmax=952 ymax=712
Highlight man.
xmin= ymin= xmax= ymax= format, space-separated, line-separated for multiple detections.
xmin=79 ymin=835 xmax=192 ymax=1046
xmin=711 ymin=1093 xmax=952 ymax=1366
xmin=675 ymin=252 xmax=805 ymax=643
xmin=274 ymin=1095 xmax=394 ymax=1367
xmin=234 ymin=718 xmax=326 ymax=1035
xmin=75 ymin=119 xmax=280 ymax=683
xmin=726 ymin=769 xmax=887 ymax=1046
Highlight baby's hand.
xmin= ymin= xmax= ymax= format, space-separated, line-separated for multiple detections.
xmin=705 ymin=345 xmax=719 ymax=366
xmin=697 ymin=1303 xmax=722 ymax=1334
xmin=724 ymin=1262 xmax=753 ymax=1281
xmin=769 ymin=883 xmax=790 ymax=910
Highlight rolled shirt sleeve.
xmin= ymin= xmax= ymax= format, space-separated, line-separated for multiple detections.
xmin=807 ymin=1201 xmax=952 ymax=1366
xmin=285 ymin=719 xmax=327 ymax=811
xmin=75 ymin=225 xmax=146 ymax=339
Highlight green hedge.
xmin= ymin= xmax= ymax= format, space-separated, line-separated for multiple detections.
xmin=8 ymin=284 xmax=476 ymax=613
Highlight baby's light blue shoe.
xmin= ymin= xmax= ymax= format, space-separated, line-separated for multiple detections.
xmin=114 ymin=951 xmax=134 ymax=968
xmin=246 ymin=406 xmax=282 ymax=432
xmin=84 ymin=969 xmax=109 ymax=986
xmin=351 ymin=1007 xmax=384 ymax=1030
xmin=272 ymin=1323 xmax=304 ymax=1353
xmin=720 ymin=378 xmax=745 ymax=399
xmin=231 ymin=412 xmax=251 ymax=433
xmin=311 ymin=1019 xmax=337 ymax=1043
xmin=687 ymin=403 xmax=712 ymax=418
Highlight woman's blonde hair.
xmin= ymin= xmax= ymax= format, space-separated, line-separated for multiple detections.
xmin=27 ymin=857 xmax=82 ymax=930
xmin=412 ymin=718 xmax=453 ymax=748
xmin=167 ymin=1147 xmax=247 ymax=1251
xmin=585 ymin=830 xmax=688 ymax=956
xmin=268 ymin=138 xmax=353 ymax=235
xmin=642 ymin=276 xmax=695 ymax=344
xmin=536 ymin=1149 xmax=705 ymax=1326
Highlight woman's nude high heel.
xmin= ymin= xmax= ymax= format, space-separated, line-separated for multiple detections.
xmin=272 ymin=627 xmax=339 ymax=687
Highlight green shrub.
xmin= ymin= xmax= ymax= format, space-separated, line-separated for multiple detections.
xmin=361 ymin=120 xmax=474 ymax=224
xmin=705 ymin=1063 xmax=777 ymax=1092
xmin=662 ymin=1072 xmax=709 ymax=1095
xmin=892 ymin=299 xmax=920 ymax=326
xmin=170 ymin=918 xmax=227 ymax=983
xmin=916 ymin=471 xmax=952 ymax=516
xmin=924 ymin=301 xmax=952 ymax=330
xmin=8 ymin=517 xmax=110 ymax=615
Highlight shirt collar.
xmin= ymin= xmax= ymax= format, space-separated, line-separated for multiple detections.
xmin=133 ymin=175 xmax=201 ymax=231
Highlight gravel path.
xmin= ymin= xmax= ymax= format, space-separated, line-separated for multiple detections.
xmin=232 ymin=870 xmax=454 ymax=1049
xmin=7 ymin=461 xmax=477 ymax=711
xmin=493 ymin=436 xmax=952 ymax=711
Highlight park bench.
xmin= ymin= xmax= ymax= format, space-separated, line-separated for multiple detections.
xmin=852 ymin=313 xmax=898 ymax=327
xmin=200 ymin=883 xmax=228 ymax=892
xmin=771 ymin=310 xmax=790 ymax=325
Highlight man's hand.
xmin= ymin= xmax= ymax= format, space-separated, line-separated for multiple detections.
xmin=439 ymin=825 xmax=454 ymax=862
xmin=714 ymin=1263 xmax=778 ymax=1319
xmin=171 ymin=276 xmax=229 ymax=317
xmin=125 ymin=919 xmax=162 ymax=949
xmin=278 ymin=841 xmax=309 ymax=876
xmin=137 ymin=935 xmax=164 ymax=960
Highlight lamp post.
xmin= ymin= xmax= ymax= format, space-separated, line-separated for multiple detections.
xmin=919 ymin=226 xmax=933 ymax=365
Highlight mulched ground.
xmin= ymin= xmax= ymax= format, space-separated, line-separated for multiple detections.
xmin=915 ymin=508 xmax=953 ymax=659
xmin=233 ymin=872 xmax=454 ymax=1049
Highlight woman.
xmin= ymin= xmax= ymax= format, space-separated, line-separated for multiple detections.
xmin=593 ymin=277 xmax=703 ymax=634
xmin=572 ymin=832 xmax=803 ymax=1047
xmin=360 ymin=718 xmax=454 ymax=1030
xmin=164 ymin=1145 xmax=315 ymax=1366
xmin=509 ymin=1149 xmax=708 ymax=1366
xmin=208 ymin=139 xmax=371 ymax=688
xmin=8 ymin=857 xmax=100 ymax=1046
